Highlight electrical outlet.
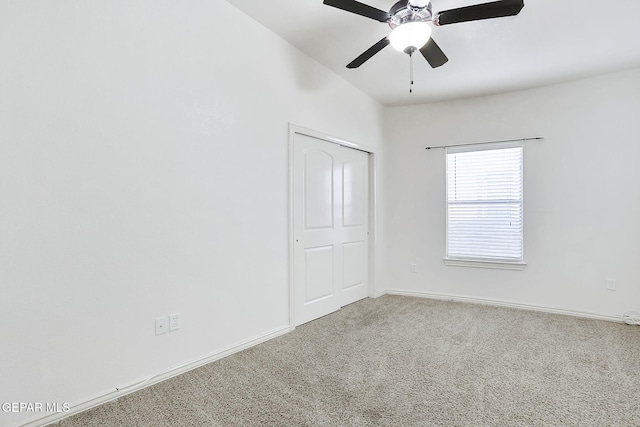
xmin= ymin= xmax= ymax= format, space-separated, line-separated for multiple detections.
xmin=169 ymin=313 xmax=181 ymax=331
xmin=606 ymin=278 xmax=616 ymax=291
xmin=410 ymin=264 xmax=418 ymax=273
xmin=155 ymin=317 xmax=168 ymax=335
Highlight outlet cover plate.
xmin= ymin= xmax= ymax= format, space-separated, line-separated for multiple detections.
xmin=606 ymin=278 xmax=616 ymax=291
xmin=155 ymin=317 xmax=168 ymax=335
xmin=169 ymin=313 xmax=181 ymax=331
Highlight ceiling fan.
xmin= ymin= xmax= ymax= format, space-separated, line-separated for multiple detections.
xmin=323 ymin=0 xmax=524 ymax=69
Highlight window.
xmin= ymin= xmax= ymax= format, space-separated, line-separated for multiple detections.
xmin=445 ymin=143 xmax=524 ymax=269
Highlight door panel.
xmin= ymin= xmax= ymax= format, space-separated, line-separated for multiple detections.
xmin=293 ymin=132 xmax=369 ymax=326
xmin=343 ymin=160 xmax=366 ymax=227
xmin=294 ymin=134 xmax=342 ymax=326
xmin=342 ymin=241 xmax=365 ymax=290
xmin=304 ymin=246 xmax=334 ymax=303
xmin=304 ymin=151 xmax=334 ymax=229
xmin=338 ymin=147 xmax=369 ymax=306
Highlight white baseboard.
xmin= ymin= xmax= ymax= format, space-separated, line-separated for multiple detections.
xmin=22 ymin=325 xmax=291 ymax=427
xmin=374 ymin=290 xmax=387 ymax=299
xmin=381 ymin=289 xmax=623 ymax=323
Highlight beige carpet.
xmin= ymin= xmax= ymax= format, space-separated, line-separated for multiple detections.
xmin=53 ymin=295 xmax=640 ymax=426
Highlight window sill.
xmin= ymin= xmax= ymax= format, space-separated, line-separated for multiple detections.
xmin=443 ymin=258 xmax=527 ymax=271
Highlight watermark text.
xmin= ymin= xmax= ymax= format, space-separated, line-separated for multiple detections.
xmin=2 ymin=402 xmax=70 ymax=413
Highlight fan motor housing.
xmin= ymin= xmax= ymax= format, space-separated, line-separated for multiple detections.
xmin=388 ymin=1 xmax=432 ymax=29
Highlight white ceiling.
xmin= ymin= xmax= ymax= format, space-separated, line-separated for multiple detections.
xmin=226 ymin=0 xmax=640 ymax=106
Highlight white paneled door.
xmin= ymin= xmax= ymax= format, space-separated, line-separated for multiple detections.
xmin=293 ymin=132 xmax=369 ymax=326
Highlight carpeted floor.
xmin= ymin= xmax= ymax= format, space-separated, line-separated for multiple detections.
xmin=53 ymin=295 xmax=640 ymax=426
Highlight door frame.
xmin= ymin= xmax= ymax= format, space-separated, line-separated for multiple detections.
xmin=288 ymin=124 xmax=377 ymax=330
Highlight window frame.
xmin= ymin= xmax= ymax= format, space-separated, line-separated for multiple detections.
xmin=444 ymin=141 xmax=526 ymax=270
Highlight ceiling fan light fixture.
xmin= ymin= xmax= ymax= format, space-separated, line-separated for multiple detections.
xmin=408 ymin=0 xmax=430 ymax=10
xmin=389 ymin=21 xmax=432 ymax=53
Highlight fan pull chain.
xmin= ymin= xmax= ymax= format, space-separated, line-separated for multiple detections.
xmin=409 ymin=51 xmax=414 ymax=94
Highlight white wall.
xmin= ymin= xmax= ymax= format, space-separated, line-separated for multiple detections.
xmin=0 ymin=1 xmax=384 ymax=425
xmin=382 ymin=68 xmax=640 ymax=318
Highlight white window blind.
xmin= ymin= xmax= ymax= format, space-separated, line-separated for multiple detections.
xmin=446 ymin=145 xmax=523 ymax=263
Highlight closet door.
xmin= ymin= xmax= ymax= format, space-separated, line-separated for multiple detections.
xmin=339 ymin=146 xmax=369 ymax=308
xmin=293 ymin=133 xmax=369 ymax=326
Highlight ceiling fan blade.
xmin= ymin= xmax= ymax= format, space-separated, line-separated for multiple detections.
xmin=347 ymin=37 xmax=390 ymax=68
xmin=419 ymin=38 xmax=448 ymax=68
xmin=435 ymin=0 xmax=524 ymax=26
xmin=323 ymin=0 xmax=390 ymax=22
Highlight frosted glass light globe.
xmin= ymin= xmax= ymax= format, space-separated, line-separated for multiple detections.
xmin=389 ymin=22 xmax=432 ymax=53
